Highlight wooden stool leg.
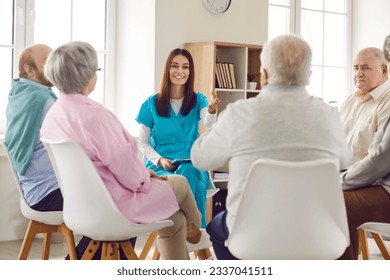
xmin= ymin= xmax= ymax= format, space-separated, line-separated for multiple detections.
xmin=359 ymin=229 xmax=370 ymax=260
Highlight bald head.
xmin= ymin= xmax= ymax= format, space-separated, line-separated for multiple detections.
xmin=19 ymin=44 xmax=52 ymax=87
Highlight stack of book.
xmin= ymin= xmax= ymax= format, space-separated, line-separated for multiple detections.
xmin=215 ymin=62 xmax=236 ymax=89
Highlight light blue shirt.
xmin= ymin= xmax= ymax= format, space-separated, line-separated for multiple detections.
xmin=14 ymin=80 xmax=59 ymax=206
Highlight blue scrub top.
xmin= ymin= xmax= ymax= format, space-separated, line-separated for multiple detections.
xmin=136 ymin=92 xmax=208 ymax=166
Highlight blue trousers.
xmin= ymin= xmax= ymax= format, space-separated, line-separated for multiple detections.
xmin=206 ymin=210 xmax=238 ymax=260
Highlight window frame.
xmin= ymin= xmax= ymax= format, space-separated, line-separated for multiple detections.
xmin=268 ymin=0 xmax=352 ymax=105
xmin=0 ymin=0 xmax=116 ymax=134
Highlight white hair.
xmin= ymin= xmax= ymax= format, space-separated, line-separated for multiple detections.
xmin=261 ymin=34 xmax=312 ymax=86
xmin=44 ymin=41 xmax=98 ymax=94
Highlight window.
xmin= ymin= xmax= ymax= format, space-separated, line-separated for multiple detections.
xmin=0 ymin=0 xmax=115 ymax=134
xmin=268 ymin=0 xmax=351 ymax=106
xmin=0 ymin=0 xmax=15 ymax=133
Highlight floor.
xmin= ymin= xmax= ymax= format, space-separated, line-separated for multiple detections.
xmin=0 ymin=233 xmax=388 ymax=260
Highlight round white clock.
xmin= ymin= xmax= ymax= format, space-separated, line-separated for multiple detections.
xmin=203 ymin=0 xmax=232 ymax=15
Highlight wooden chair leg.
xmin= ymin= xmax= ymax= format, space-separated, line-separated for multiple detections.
xmin=42 ymin=232 xmax=52 ymax=260
xmin=17 ymin=220 xmax=77 ymax=260
xmin=18 ymin=220 xmax=37 ymax=260
xmin=139 ymin=232 xmax=157 ymax=260
xmin=59 ymin=224 xmax=77 ymax=260
xmin=119 ymin=241 xmax=138 ymax=260
xmin=371 ymin=232 xmax=390 ymax=260
xmin=81 ymin=240 xmax=101 ymax=260
xmin=152 ymin=246 xmax=161 ymax=260
xmin=206 ymin=196 xmax=213 ymax=224
xmin=101 ymin=242 xmax=120 ymax=260
xmin=195 ymin=248 xmax=212 ymax=260
xmin=359 ymin=229 xmax=370 ymax=260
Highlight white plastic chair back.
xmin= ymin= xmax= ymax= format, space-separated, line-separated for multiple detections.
xmin=226 ymin=158 xmax=350 ymax=260
xmin=41 ymin=138 xmax=173 ymax=241
xmin=0 ymin=140 xmax=64 ymax=225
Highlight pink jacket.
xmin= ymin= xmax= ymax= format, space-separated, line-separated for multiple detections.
xmin=41 ymin=93 xmax=179 ymax=224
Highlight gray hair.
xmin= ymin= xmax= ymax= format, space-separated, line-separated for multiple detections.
xmin=261 ymin=34 xmax=312 ymax=86
xmin=44 ymin=41 xmax=98 ymax=94
xmin=357 ymin=47 xmax=388 ymax=66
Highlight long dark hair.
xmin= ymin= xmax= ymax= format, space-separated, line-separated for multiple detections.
xmin=155 ymin=48 xmax=196 ymax=117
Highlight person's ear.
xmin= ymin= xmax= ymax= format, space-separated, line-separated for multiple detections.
xmin=24 ymin=65 xmax=35 ymax=79
xmin=382 ymin=64 xmax=388 ymax=76
xmin=260 ymin=67 xmax=268 ymax=87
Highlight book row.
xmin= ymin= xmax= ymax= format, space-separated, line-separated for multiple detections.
xmin=215 ymin=62 xmax=237 ymax=89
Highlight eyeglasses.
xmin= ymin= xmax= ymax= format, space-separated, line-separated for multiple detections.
xmin=96 ymin=67 xmax=101 ymax=71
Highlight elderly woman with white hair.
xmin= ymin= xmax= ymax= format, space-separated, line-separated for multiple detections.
xmin=41 ymin=41 xmax=202 ymax=260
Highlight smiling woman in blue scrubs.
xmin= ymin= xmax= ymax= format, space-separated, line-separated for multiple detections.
xmin=136 ymin=48 xmax=219 ymax=228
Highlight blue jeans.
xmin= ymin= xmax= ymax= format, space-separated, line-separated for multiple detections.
xmin=206 ymin=210 xmax=238 ymax=260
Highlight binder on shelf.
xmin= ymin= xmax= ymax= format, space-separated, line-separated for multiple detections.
xmin=220 ymin=62 xmax=230 ymax=88
xmin=223 ymin=63 xmax=233 ymax=89
xmin=217 ymin=63 xmax=227 ymax=88
xmin=215 ymin=64 xmax=223 ymax=88
xmin=228 ymin=63 xmax=237 ymax=89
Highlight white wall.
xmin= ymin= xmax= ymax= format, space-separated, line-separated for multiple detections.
xmin=116 ymin=0 xmax=156 ymax=135
xmin=116 ymin=0 xmax=268 ymax=135
xmin=154 ymin=0 xmax=268 ymax=90
xmin=351 ymin=0 xmax=390 ymax=56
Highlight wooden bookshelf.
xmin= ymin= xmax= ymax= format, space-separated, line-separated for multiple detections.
xmin=185 ymin=41 xmax=262 ymax=133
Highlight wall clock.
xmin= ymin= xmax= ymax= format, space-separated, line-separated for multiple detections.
xmin=203 ymin=0 xmax=232 ymax=15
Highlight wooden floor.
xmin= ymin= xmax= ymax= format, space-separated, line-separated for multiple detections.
xmin=0 ymin=233 xmax=388 ymax=260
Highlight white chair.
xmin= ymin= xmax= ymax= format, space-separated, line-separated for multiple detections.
xmin=225 ymin=158 xmax=350 ymax=260
xmin=358 ymin=222 xmax=390 ymax=260
xmin=41 ymin=138 xmax=173 ymax=260
xmin=0 ymin=140 xmax=77 ymax=260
